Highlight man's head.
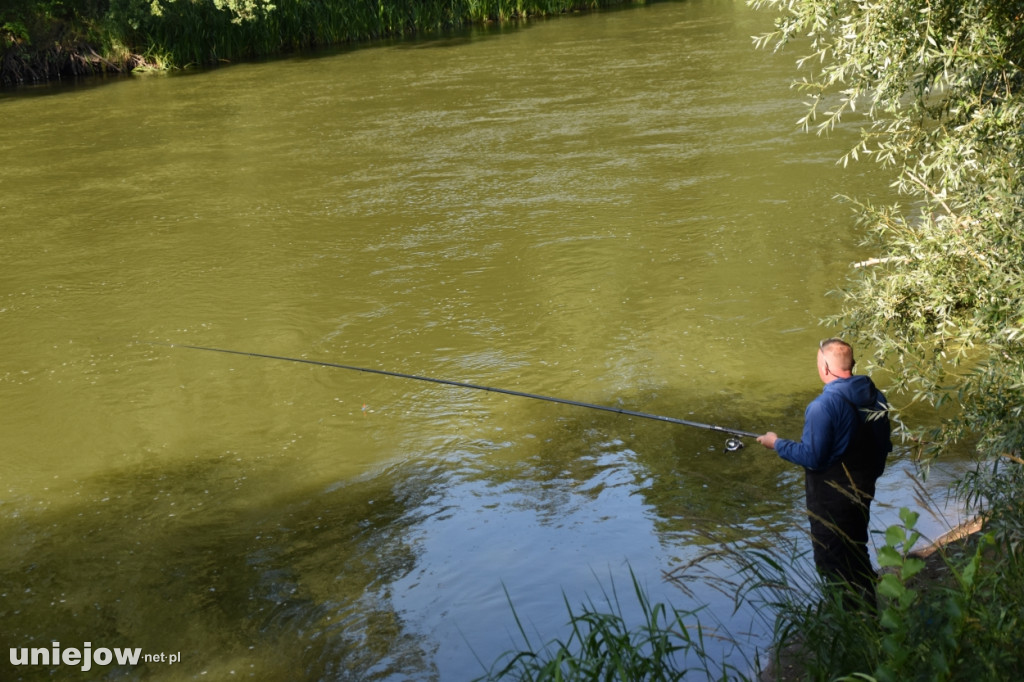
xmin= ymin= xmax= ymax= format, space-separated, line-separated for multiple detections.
xmin=817 ymin=337 xmax=855 ymax=383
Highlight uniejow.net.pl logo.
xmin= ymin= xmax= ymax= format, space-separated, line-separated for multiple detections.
xmin=9 ymin=641 xmax=182 ymax=673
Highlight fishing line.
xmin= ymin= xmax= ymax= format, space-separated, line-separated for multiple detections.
xmin=142 ymin=341 xmax=760 ymax=446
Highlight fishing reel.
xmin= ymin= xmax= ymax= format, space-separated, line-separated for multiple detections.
xmin=724 ymin=437 xmax=745 ymax=452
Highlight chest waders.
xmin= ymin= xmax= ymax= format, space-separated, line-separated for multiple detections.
xmin=805 ymin=391 xmax=885 ymax=610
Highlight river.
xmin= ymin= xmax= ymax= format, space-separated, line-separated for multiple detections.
xmin=0 ymin=1 xmax=969 ymax=680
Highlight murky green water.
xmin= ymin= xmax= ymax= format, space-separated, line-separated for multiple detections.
xmin=1 ymin=2 xmax=968 ymax=680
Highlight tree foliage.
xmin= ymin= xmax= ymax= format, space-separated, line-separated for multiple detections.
xmin=118 ymin=0 xmax=275 ymax=25
xmin=751 ymin=0 xmax=1024 ymax=461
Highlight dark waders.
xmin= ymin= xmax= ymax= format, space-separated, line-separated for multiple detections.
xmin=806 ymin=465 xmax=879 ymax=610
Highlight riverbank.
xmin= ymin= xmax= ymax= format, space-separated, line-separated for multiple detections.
xmin=0 ymin=0 xmax=641 ymax=87
xmin=759 ymin=512 xmax=1012 ymax=682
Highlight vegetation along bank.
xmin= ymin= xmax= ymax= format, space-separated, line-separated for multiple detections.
xmin=0 ymin=0 xmax=638 ymax=86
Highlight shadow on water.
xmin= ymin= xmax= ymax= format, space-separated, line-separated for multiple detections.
xmin=0 ymin=453 xmax=444 ymax=681
xmin=1 ymin=381 xmax=812 ymax=681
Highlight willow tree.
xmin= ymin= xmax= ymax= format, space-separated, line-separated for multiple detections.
xmin=751 ymin=0 xmax=1023 ymax=465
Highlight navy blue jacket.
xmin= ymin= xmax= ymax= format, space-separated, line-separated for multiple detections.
xmin=776 ymin=375 xmax=892 ymax=472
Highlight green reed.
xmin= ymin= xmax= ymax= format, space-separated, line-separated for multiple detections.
xmin=477 ymin=569 xmax=752 ymax=682
xmin=1 ymin=0 xmax=641 ymax=84
xmin=117 ymin=0 xmax=637 ymax=70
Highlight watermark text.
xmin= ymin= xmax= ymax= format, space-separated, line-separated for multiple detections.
xmin=9 ymin=642 xmax=180 ymax=672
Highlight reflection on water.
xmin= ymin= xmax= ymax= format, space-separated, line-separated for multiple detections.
xmin=0 ymin=2 xmax=968 ymax=680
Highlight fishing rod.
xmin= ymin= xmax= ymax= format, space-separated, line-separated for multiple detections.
xmin=144 ymin=342 xmax=761 ymax=449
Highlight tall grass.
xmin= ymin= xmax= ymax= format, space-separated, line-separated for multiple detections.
xmin=477 ymin=570 xmax=754 ymax=681
xmin=129 ymin=0 xmax=628 ymax=68
xmin=1 ymin=0 xmax=643 ymax=84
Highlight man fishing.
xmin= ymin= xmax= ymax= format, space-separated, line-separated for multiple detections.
xmin=756 ymin=338 xmax=892 ymax=609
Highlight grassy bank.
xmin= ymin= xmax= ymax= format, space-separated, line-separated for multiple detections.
xmin=0 ymin=0 xmax=639 ymax=86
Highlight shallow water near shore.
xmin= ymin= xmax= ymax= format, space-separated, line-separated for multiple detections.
xmin=0 ymin=2 xmax=971 ymax=679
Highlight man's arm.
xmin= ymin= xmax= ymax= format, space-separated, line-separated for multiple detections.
xmin=762 ymin=400 xmax=836 ymax=471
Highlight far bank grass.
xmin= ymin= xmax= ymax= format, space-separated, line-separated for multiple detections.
xmin=1 ymin=0 xmax=644 ymax=86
